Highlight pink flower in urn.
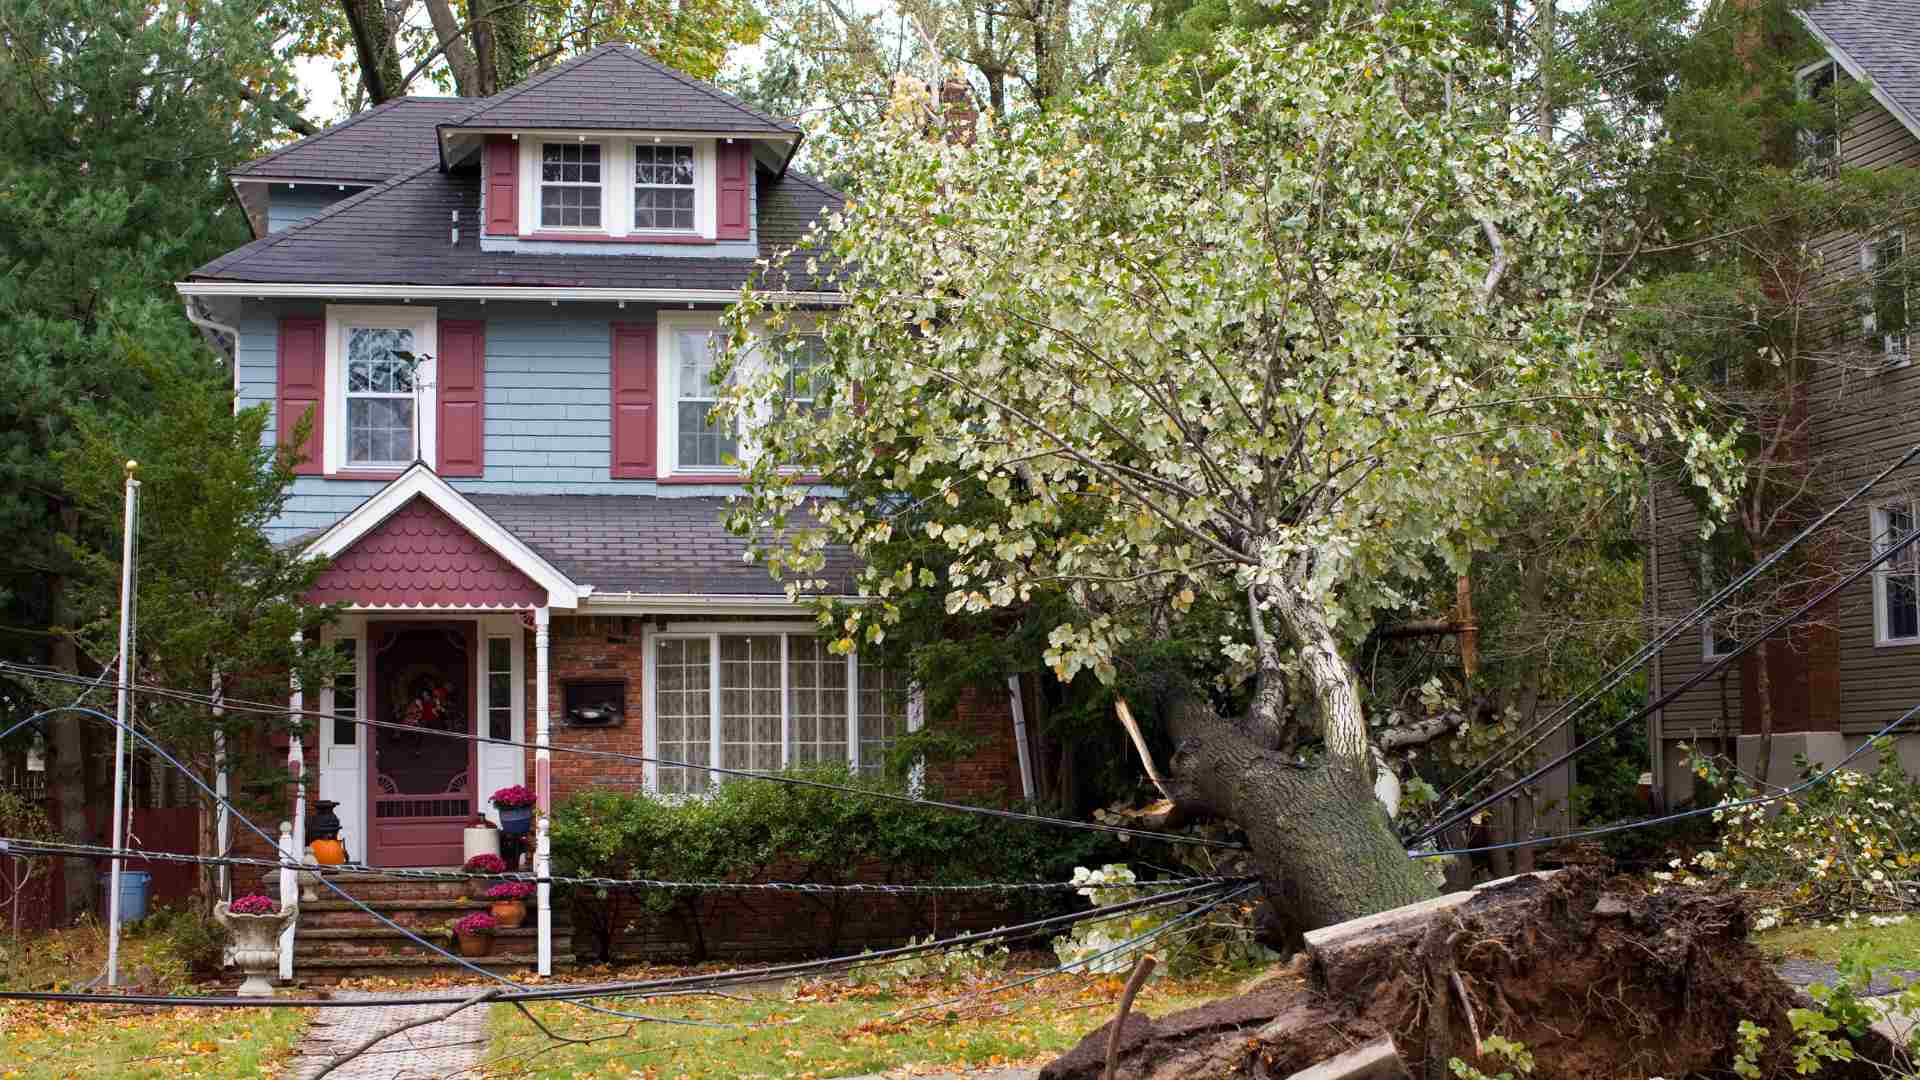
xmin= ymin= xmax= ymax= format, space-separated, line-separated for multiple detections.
xmin=489 ymin=785 xmax=535 ymax=809
xmin=464 ymin=853 xmax=507 ymax=874
xmin=485 ymin=881 xmax=534 ymax=900
xmin=229 ymin=894 xmax=277 ymax=915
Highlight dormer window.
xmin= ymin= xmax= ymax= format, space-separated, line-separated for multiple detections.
xmin=634 ymin=145 xmax=696 ymax=231
xmin=539 ymin=143 xmax=603 ymax=229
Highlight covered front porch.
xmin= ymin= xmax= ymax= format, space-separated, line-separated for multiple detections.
xmin=288 ymin=464 xmax=581 ymax=976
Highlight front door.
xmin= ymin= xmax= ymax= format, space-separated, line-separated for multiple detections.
xmin=367 ymin=623 xmax=477 ymax=866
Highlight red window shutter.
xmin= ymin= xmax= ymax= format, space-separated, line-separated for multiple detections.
xmin=485 ymin=136 xmax=518 ymax=236
xmin=436 ymin=319 xmax=486 ymax=476
xmin=277 ymin=316 xmax=325 ymax=475
xmin=611 ymin=322 xmax=657 ymax=478
xmin=716 ymin=141 xmax=752 ymax=241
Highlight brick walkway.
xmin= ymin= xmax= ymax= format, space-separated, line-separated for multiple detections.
xmin=289 ymin=989 xmax=494 ymax=1080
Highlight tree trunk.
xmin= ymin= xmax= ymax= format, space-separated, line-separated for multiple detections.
xmin=1754 ymin=639 xmax=1775 ymax=787
xmin=423 ymin=0 xmax=481 ymax=97
xmin=45 ymin=563 xmax=96 ymax=923
xmin=1167 ymin=696 xmax=1436 ymax=932
xmin=340 ymin=0 xmax=405 ymax=105
xmin=467 ymin=0 xmax=530 ymax=96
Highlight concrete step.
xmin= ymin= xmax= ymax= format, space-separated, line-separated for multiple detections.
xmin=290 ymin=950 xmax=572 ymax=983
xmin=297 ymin=925 xmax=570 ymax=961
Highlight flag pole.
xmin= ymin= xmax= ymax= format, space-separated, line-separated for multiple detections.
xmin=106 ymin=460 xmax=139 ymax=987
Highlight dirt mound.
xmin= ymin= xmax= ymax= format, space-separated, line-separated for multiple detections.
xmin=1044 ymin=869 xmax=1861 ymax=1080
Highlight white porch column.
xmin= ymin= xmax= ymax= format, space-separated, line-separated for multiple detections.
xmin=281 ymin=635 xmax=305 ymax=983
xmin=533 ymin=606 xmax=552 ymax=976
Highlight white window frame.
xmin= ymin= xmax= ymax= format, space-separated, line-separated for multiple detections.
xmin=322 ymin=305 xmax=437 ymax=475
xmin=1797 ymin=58 xmax=1840 ymax=169
xmin=656 ymin=315 xmax=827 ymax=479
xmin=534 ymin=140 xmax=607 ymax=232
xmin=518 ymin=136 xmax=717 ymax=240
xmin=1863 ymin=229 xmax=1913 ymax=368
xmin=632 ymin=142 xmax=699 ymax=234
xmin=1701 ymin=619 xmax=1738 ymax=661
xmin=640 ymin=621 xmax=919 ymax=794
xmin=1873 ymin=501 xmax=1920 ymax=646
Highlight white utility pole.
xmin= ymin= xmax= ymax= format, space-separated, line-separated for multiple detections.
xmin=105 ymin=461 xmax=139 ymax=987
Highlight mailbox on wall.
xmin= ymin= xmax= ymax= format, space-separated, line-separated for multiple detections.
xmin=563 ymin=679 xmax=626 ymax=727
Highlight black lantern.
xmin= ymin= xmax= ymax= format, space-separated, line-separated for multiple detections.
xmin=307 ymin=799 xmax=343 ymax=842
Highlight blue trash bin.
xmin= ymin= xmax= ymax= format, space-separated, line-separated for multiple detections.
xmin=99 ymin=870 xmax=152 ymax=925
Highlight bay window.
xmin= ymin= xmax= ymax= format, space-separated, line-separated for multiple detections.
xmin=649 ymin=629 xmax=913 ymax=794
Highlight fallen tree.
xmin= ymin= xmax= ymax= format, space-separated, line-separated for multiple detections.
xmin=722 ymin=3 xmax=1735 ymax=930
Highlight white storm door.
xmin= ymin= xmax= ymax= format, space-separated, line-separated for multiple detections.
xmin=317 ymin=618 xmax=367 ymax=862
xmin=475 ymin=614 xmax=527 ymax=818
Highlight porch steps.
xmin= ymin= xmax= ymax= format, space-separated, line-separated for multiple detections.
xmin=284 ymin=872 xmax=572 ymax=983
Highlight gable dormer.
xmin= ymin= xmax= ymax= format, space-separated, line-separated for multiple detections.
xmin=433 ymin=46 xmax=800 ymax=254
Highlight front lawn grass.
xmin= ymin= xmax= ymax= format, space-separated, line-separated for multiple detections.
xmin=0 ymin=1002 xmax=308 ymax=1078
xmin=1756 ymin=915 xmax=1920 ymax=969
xmin=483 ymin=969 xmax=1253 ymax=1078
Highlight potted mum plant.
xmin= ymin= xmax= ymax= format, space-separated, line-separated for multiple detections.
xmin=464 ymin=852 xmax=506 ymax=897
xmin=214 ymin=893 xmax=297 ymax=997
xmin=452 ymin=911 xmax=497 ymax=957
xmin=485 ymin=881 xmax=534 ymax=928
xmin=491 ymin=785 xmax=535 ymax=836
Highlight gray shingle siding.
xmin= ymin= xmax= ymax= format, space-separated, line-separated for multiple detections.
xmin=266 ymin=184 xmax=365 ymax=233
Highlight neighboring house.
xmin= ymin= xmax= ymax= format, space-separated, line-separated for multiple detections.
xmin=180 ymin=48 xmax=1028 ymax=975
xmin=1646 ymin=0 xmax=1920 ymax=807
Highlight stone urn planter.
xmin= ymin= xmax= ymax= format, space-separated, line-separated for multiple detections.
xmin=485 ymin=881 xmax=533 ymax=929
xmin=215 ymin=895 xmax=298 ymax=997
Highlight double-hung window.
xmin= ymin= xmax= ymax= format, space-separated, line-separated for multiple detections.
xmin=651 ymin=630 xmax=912 ymax=794
xmin=1875 ymin=502 xmax=1920 ymax=644
xmin=1697 ymin=549 xmax=1741 ymax=660
xmin=674 ymin=327 xmax=737 ymax=470
xmin=1866 ymin=230 xmax=1912 ymax=364
xmin=1798 ymin=60 xmax=1839 ymax=172
xmin=634 ymin=144 xmax=696 ymax=231
xmin=540 ymin=143 xmax=603 ymax=228
xmin=344 ymin=327 xmax=418 ymax=467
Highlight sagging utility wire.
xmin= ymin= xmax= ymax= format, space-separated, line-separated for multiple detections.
xmin=0 ymin=838 xmax=1239 ymax=896
xmin=0 ymin=661 xmax=1246 ymax=851
xmin=1411 ymin=441 xmax=1920 ymax=840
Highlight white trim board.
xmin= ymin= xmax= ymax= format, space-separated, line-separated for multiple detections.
xmin=1796 ymin=14 xmax=1920 ymax=145
xmin=176 ymin=282 xmax=845 ymax=306
xmin=301 ymin=462 xmax=584 ymax=609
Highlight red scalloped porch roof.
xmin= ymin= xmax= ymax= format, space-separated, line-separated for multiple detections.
xmin=308 ymin=496 xmax=547 ymax=608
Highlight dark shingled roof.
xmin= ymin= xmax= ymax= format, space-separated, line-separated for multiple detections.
xmin=190 ymin=163 xmax=843 ymax=291
xmin=442 ymin=45 xmax=799 ymax=136
xmin=233 ymin=97 xmax=475 ymax=183
xmin=1805 ymin=0 xmax=1920 ymax=131
xmin=467 ymin=494 xmax=859 ymax=596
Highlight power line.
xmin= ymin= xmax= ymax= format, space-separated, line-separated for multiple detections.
xmin=1411 ymin=441 xmax=1920 ymax=838
xmin=0 ymin=662 xmax=1246 ymax=851
xmin=0 ymin=878 xmax=1242 ymax=1010
xmin=1409 ymin=508 xmax=1920 ymax=846
xmin=1418 ymin=694 xmax=1920 ymax=858
xmin=0 ymin=838 xmax=1238 ymax=896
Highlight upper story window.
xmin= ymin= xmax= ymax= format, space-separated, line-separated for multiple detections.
xmin=539 ymin=143 xmax=603 ymax=229
xmin=344 ymin=327 xmax=417 ymax=466
xmin=1873 ymin=501 xmax=1920 ymax=644
xmin=1865 ymin=229 xmax=1912 ymax=365
xmin=634 ymin=144 xmax=696 ymax=231
xmin=673 ymin=326 xmax=736 ymax=470
xmin=1798 ymin=60 xmax=1839 ymax=171
xmin=321 ymin=306 xmax=437 ymax=475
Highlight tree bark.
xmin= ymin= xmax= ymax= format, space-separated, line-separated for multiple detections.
xmin=341 ymin=0 xmax=405 ymax=105
xmin=467 ymin=0 xmax=530 ymax=96
xmin=423 ymin=0 xmax=481 ymax=97
xmin=45 ymin=554 xmax=95 ymax=922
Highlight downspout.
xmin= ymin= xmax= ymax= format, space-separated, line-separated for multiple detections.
xmin=1647 ymin=471 xmax=1666 ymax=811
xmin=1005 ymin=675 xmax=1036 ymax=802
xmin=180 ymin=295 xmax=242 ymax=412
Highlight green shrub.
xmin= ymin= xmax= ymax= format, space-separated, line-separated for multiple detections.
xmin=131 ymin=905 xmax=230 ymax=982
xmin=1666 ymin=738 xmax=1920 ymax=919
xmin=549 ymin=764 xmax=1121 ymax=960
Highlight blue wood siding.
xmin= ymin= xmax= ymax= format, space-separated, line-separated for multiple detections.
xmin=267 ymin=185 xmax=364 ymax=233
xmin=238 ymin=300 xmax=751 ymax=540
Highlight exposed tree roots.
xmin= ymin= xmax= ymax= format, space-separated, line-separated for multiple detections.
xmin=1043 ymin=868 xmax=1893 ymax=1080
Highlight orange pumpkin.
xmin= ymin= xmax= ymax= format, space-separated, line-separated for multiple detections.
xmin=310 ymin=838 xmax=348 ymax=866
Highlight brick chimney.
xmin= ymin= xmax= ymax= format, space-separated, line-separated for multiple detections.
xmin=939 ymin=79 xmax=977 ymax=145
